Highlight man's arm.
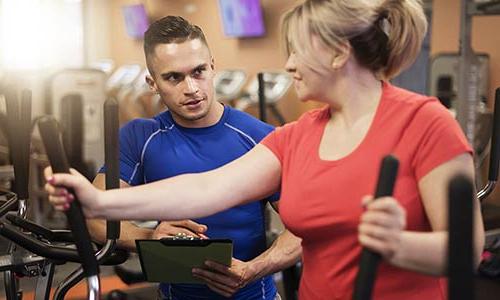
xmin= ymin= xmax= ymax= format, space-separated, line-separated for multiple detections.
xmin=87 ymin=173 xmax=154 ymax=251
xmin=192 ymin=201 xmax=302 ymax=298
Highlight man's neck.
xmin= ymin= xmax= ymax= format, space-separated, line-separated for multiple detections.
xmin=172 ymin=101 xmax=225 ymax=128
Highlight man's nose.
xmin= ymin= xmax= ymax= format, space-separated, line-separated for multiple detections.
xmin=184 ymin=76 xmax=200 ymax=94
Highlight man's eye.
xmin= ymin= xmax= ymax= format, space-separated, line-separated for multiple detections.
xmin=193 ymin=68 xmax=206 ymax=77
xmin=166 ymin=74 xmax=183 ymax=82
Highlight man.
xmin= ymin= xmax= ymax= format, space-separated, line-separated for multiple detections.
xmin=89 ymin=16 xmax=301 ymax=299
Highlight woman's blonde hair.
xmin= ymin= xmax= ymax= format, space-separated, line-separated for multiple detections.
xmin=282 ymin=0 xmax=428 ymax=79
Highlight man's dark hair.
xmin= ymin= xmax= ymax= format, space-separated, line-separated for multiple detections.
xmin=144 ymin=16 xmax=209 ymax=59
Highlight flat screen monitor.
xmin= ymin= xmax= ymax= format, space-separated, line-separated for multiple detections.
xmin=122 ymin=4 xmax=149 ymax=39
xmin=218 ymin=0 xmax=265 ymax=38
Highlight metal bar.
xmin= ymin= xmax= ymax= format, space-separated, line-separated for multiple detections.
xmin=456 ymin=0 xmax=479 ymax=146
xmin=34 ymin=263 xmax=55 ymax=300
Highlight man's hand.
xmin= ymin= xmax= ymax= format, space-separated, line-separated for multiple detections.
xmin=191 ymin=258 xmax=257 ymax=298
xmin=152 ymin=220 xmax=208 ymax=239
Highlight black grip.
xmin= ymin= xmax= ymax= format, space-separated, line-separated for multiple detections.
xmin=61 ymin=94 xmax=83 ymax=168
xmin=353 ymin=155 xmax=399 ymax=300
xmin=448 ymin=174 xmax=474 ymax=300
xmin=257 ymin=73 xmax=267 ymax=122
xmin=4 ymin=88 xmax=26 ymax=199
xmin=38 ymin=116 xmax=99 ymax=277
xmin=18 ymin=89 xmax=32 ymax=200
xmin=488 ymin=88 xmax=500 ymax=181
xmin=5 ymin=212 xmax=74 ymax=243
xmin=104 ymin=98 xmax=120 ymax=239
xmin=0 ymin=221 xmax=81 ymax=262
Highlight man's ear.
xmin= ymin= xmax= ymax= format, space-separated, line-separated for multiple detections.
xmin=331 ymin=43 xmax=351 ymax=70
xmin=145 ymin=74 xmax=157 ymax=93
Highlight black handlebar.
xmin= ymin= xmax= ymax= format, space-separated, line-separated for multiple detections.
xmin=257 ymin=73 xmax=267 ymax=122
xmin=5 ymin=87 xmax=31 ymax=200
xmin=352 ymin=155 xmax=399 ymax=300
xmin=38 ymin=116 xmax=99 ymax=277
xmin=0 ymin=221 xmax=81 ymax=262
xmin=448 ymin=174 xmax=475 ymax=300
xmin=5 ymin=213 xmax=74 ymax=243
xmin=488 ymin=88 xmax=500 ymax=181
xmin=104 ymin=98 xmax=120 ymax=240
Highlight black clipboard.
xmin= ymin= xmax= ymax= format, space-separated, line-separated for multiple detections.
xmin=136 ymin=239 xmax=233 ymax=284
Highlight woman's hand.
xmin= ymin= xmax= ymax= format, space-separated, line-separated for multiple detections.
xmin=43 ymin=166 xmax=102 ymax=218
xmin=358 ymin=195 xmax=407 ymax=263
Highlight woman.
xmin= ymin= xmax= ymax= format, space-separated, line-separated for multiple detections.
xmin=46 ymin=0 xmax=484 ymax=299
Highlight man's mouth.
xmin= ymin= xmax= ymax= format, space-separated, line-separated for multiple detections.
xmin=183 ymin=98 xmax=205 ymax=106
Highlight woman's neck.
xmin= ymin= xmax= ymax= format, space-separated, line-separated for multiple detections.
xmin=328 ymin=69 xmax=383 ymax=128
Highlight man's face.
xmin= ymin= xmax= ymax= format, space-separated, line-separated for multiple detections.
xmin=146 ymin=39 xmax=217 ymax=127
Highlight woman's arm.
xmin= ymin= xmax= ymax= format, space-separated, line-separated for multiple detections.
xmin=46 ymin=144 xmax=282 ymax=221
xmin=359 ymin=153 xmax=485 ymax=275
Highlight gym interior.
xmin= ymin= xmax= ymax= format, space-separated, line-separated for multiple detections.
xmin=1 ymin=0 xmax=500 ymax=299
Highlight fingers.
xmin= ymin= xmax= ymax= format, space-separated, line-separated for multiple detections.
xmin=154 ymin=220 xmax=208 ymax=239
xmin=43 ymin=166 xmax=53 ymax=180
xmin=192 ymin=267 xmax=239 ymax=297
xmin=172 ymin=219 xmax=208 ymax=235
xmin=154 ymin=227 xmax=201 ymax=239
xmin=359 ymin=196 xmax=406 ymax=260
xmin=44 ymin=182 xmax=74 ymax=211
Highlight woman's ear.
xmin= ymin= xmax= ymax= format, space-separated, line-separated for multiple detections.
xmin=331 ymin=43 xmax=351 ymax=70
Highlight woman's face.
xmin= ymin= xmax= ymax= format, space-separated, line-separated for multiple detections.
xmin=284 ymin=36 xmax=338 ymax=103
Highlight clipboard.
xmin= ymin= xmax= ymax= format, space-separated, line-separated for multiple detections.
xmin=136 ymin=238 xmax=233 ymax=284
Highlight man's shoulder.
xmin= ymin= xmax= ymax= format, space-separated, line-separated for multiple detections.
xmin=224 ymin=106 xmax=274 ymax=133
xmin=120 ymin=116 xmax=165 ymax=140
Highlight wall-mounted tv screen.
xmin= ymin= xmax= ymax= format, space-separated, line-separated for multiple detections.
xmin=218 ymin=0 xmax=265 ymax=38
xmin=122 ymin=4 xmax=149 ymax=39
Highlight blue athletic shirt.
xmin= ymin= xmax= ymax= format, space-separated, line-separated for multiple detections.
xmin=102 ymin=105 xmax=278 ymax=300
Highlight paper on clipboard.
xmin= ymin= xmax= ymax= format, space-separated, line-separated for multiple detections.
xmin=136 ymin=238 xmax=233 ymax=284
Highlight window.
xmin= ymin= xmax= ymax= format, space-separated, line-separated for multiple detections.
xmin=0 ymin=0 xmax=84 ymax=70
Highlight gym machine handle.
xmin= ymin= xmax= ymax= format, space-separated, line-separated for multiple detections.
xmin=0 ymin=221 xmax=81 ymax=262
xmin=258 ymin=73 xmax=267 ymax=122
xmin=352 ymin=155 xmax=399 ymax=300
xmin=448 ymin=174 xmax=474 ymax=300
xmin=53 ymin=98 xmax=122 ymax=300
xmin=4 ymin=88 xmax=31 ymax=201
xmin=5 ymin=213 xmax=74 ymax=243
xmin=488 ymin=88 xmax=500 ymax=181
xmin=104 ymin=98 xmax=120 ymax=240
xmin=478 ymin=87 xmax=500 ymax=202
xmin=38 ymin=116 xmax=99 ymax=279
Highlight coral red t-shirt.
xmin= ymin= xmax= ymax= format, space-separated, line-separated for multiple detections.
xmin=261 ymin=82 xmax=472 ymax=300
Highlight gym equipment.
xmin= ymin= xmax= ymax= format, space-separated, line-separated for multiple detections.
xmin=455 ymin=0 xmax=500 ymax=146
xmin=429 ymin=53 xmax=489 ymax=109
xmin=429 ymin=53 xmax=492 ymax=165
xmin=236 ymin=71 xmax=291 ymax=125
xmin=214 ymin=69 xmax=247 ymax=104
xmin=448 ymin=174 xmax=475 ymax=300
xmin=38 ymin=116 xmax=100 ymax=300
xmin=352 ymin=155 xmax=400 ymax=300
xmin=105 ymin=64 xmax=142 ymax=94
xmin=49 ymin=68 xmax=108 ymax=175
xmin=0 ymin=89 xmax=125 ymax=299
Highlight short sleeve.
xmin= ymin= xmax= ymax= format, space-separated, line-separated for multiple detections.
xmin=411 ymin=100 xmax=473 ymax=180
xmin=260 ymin=121 xmax=296 ymax=164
